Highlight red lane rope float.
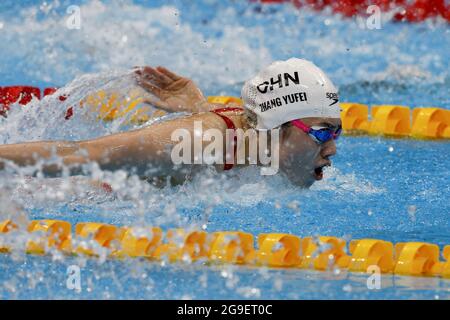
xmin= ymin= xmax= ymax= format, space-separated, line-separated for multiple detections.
xmin=0 ymin=86 xmax=41 ymax=117
xmin=393 ymin=0 xmax=449 ymax=22
xmin=0 ymin=86 xmax=69 ymax=119
xmin=43 ymin=87 xmax=58 ymax=97
xmin=256 ymin=0 xmax=450 ymax=23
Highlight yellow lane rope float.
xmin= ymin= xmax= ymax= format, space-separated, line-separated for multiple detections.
xmin=339 ymin=103 xmax=450 ymax=139
xmin=81 ymin=88 xmax=165 ymax=124
xmin=1 ymin=219 xmax=449 ymax=279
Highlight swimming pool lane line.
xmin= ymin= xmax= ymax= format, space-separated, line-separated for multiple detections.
xmin=2 ymin=88 xmax=449 ymax=140
xmin=1 ymin=219 xmax=449 ymax=279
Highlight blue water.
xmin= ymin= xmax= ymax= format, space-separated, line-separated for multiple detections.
xmin=0 ymin=0 xmax=449 ymax=299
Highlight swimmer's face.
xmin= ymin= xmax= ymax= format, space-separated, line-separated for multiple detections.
xmin=279 ymin=117 xmax=341 ymax=187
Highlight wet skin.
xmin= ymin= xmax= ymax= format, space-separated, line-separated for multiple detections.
xmin=278 ymin=117 xmax=340 ymax=187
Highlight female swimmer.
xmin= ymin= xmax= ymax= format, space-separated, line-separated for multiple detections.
xmin=0 ymin=58 xmax=341 ymax=188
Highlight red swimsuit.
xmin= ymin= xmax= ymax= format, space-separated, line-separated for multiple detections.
xmin=210 ymin=107 xmax=244 ymax=170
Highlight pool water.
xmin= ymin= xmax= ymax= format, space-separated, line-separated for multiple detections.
xmin=0 ymin=0 xmax=449 ymax=299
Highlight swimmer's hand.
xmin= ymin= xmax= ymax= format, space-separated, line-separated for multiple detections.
xmin=135 ymin=66 xmax=210 ymax=113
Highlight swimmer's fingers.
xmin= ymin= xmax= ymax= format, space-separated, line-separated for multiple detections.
xmin=135 ymin=67 xmax=168 ymax=86
xmin=135 ymin=70 xmax=164 ymax=91
xmin=137 ymin=78 xmax=163 ymax=97
xmin=137 ymin=79 xmax=175 ymax=110
xmin=142 ymin=66 xmax=173 ymax=87
xmin=156 ymin=66 xmax=182 ymax=81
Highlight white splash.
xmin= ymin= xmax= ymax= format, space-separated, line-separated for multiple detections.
xmin=0 ymin=0 xmax=272 ymax=91
xmin=311 ymin=166 xmax=385 ymax=194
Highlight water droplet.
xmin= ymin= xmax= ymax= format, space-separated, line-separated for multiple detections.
xmin=343 ymin=284 xmax=352 ymax=292
xmin=408 ymin=205 xmax=417 ymax=222
xmin=274 ymin=278 xmax=283 ymax=291
xmin=274 ymin=200 xmax=281 ymax=209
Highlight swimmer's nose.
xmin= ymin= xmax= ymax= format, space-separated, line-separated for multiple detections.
xmin=320 ymin=139 xmax=337 ymax=159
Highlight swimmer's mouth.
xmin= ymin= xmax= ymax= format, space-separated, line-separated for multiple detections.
xmin=314 ymin=162 xmax=331 ymax=181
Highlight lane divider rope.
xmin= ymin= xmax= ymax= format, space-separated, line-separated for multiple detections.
xmin=1 ymin=87 xmax=449 ymax=139
xmin=258 ymin=0 xmax=450 ymax=23
xmin=1 ymin=219 xmax=449 ymax=279
xmin=208 ymin=97 xmax=450 ymax=140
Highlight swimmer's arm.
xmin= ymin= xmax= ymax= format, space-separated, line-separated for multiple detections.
xmin=0 ymin=140 xmax=143 ymax=176
xmin=0 ymin=141 xmax=90 ymax=175
xmin=0 ymin=132 xmax=177 ymax=177
xmin=74 ymin=112 xmax=226 ymax=176
xmin=78 ymin=112 xmax=228 ymax=175
xmin=0 ymin=123 xmax=186 ymax=177
xmin=0 ymin=112 xmax=225 ymax=177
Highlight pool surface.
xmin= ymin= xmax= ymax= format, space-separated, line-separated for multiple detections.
xmin=0 ymin=0 xmax=449 ymax=299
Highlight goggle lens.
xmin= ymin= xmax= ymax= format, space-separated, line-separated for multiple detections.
xmin=292 ymin=120 xmax=341 ymax=144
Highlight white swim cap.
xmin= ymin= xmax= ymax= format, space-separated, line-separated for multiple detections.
xmin=241 ymin=58 xmax=341 ymax=130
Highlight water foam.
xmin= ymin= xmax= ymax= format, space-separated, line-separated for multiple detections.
xmin=0 ymin=0 xmax=272 ymax=91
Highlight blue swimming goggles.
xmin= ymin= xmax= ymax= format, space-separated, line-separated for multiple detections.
xmin=291 ymin=119 xmax=342 ymax=144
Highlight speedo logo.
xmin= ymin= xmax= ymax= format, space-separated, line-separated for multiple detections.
xmin=257 ymin=72 xmax=300 ymax=94
xmin=326 ymin=92 xmax=339 ymax=106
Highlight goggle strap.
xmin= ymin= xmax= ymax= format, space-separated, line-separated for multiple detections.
xmin=291 ymin=119 xmax=311 ymax=134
